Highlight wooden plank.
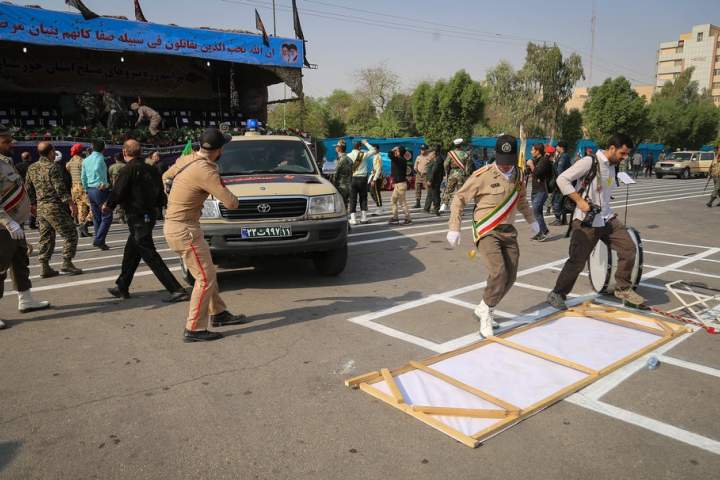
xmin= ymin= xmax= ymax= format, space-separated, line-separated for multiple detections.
xmin=411 ymin=405 xmax=509 ymax=419
xmin=471 ymin=412 xmax=521 ymax=440
xmin=487 ymin=336 xmax=598 ymax=376
xmin=584 ymin=312 xmax=666 ymax=336
xmin=409 ymin=361 xmax=520 ymax=414
xmin=380 ymin=368 xmax=404 ymax=404
xmin=360 ymin=383 xmax=480 ymax=448
xmin=344 ymin=371 xmax=381 ymax=388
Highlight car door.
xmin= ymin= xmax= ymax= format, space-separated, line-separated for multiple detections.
xmin=689 ymin=153 xmax=700 ymax=174
xmin=699 ymin=152 xmax=714 ymax=174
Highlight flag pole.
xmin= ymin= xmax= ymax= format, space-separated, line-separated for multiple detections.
xmin=272 ymin=0 xmax=277 ymax=36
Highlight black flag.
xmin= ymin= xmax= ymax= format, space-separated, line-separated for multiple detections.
xmin=255 ymin=9 xmax=270 ymax=47
xmin=64 ymin=0 xmax=99 ymax=20
xmin=133 ymin=0 xmax=148 ymax=22
xmin=292 ymin=0 xmax=305 ymax=40
xmin=291 ymin=0 xmax=311 ymax=67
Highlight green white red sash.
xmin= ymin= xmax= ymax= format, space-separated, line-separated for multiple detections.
xmin=0 ymin=183 xmax=24 ymax=212
xmin=449 ymin=151 xmax=465 ymax=170
xmin=472 ymin=182 xmax=521 ymax=243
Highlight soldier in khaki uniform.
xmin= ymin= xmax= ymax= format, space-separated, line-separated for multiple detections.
xmin=446 ymin=135 xmax=539 ymax=337
xmin=413 ymin=144 xmax=434 ymax=209
xmin=707 ymin=146 xmax=720 ymax=207
xmin=25 ymin=142 xmax=83 ymax=278
xmin=163 ymin=128 xmax=248 ymax=342
xmin=66 ymin=143 xmax=93 ymax=237
xmin=131 ymin=102 xmax=162 ymax=136
xmin=0 ymin=126 xmax=51 ymax=328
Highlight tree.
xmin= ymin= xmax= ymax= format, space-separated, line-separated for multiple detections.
xmin=583 ymin=76 xmax=650 ymax=146
xmin=485 ymin=44 xmax=584 ymax=138
xmin=558 ymin=108 xmax=584 ymax=153
xmin=412 ymin=71 xmax=484 ymax=148
xmin=355 ymin=63 xmax=400 ymax=112
xmin=374 ymin=93 xmax=417 ymax=137
xmin=648 ymin=68 xmax=720 ymax=150
xmin=266 ymin=97 xmax=330 ymax=138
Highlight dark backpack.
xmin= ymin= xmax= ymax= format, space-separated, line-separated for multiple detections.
xmin=561 ymin=154 xmax=598 ymax=215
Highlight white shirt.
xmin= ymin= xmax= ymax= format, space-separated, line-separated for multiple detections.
xmin=347 ymin=141 xmax=377 ymax=177
xmin=632 ymin=153 xmax=642 ymax=165
xmin=556 ymin=150 xmax=617 ymax=227
xmin=496 ymin=164 xmax=515 ymax=181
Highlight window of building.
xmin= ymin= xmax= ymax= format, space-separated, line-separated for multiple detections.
xmin=713 ymin=82 xmax=720 ymax=89
xmin=716 ymin=69 xmax=720 ymax=76
xmin=675 ymin=60 xmax=683 ymax=67
xmin=697 ymin=32 xmax=703 ymax=42
xmin=679 ymin=40 xmax=684 ymax=46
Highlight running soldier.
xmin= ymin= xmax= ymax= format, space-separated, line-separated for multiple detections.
xmin=446 ymin=135 xmax=539 ymax=337
xmin=25 ymin=142 xmax=83 ymax=278
xmin=706 ymin=146 xmax=720 ymax=207
xmin=440 ymin=138 xmax=473 ymax=212
xmin=0 ymin=126 xmax=50 ymax=329
xmin=131 ymin=101 xmax=162 ymax=136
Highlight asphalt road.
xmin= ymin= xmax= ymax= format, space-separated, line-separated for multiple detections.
xmin=1 ymin=176 xmax=719 ymax=479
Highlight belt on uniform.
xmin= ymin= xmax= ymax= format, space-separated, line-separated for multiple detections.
xmin=0 ymin=183 xmax=25 ymax=211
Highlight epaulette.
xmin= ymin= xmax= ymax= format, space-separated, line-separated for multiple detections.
xmin=472 ymin=165 xmax=493 ymax=177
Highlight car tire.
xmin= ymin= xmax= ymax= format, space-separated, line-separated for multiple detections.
xmin=180 ymin=258 xmax=195 ymax=286
xmin=681 ymin=168 xmax=690 ymax=180
xmin=655 ymin=173 xmax=663 ymax=179
xmin=313 ymin=245 xmax=348 ymax=276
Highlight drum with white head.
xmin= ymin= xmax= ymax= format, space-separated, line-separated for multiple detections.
xmin=587 ymin=227 xmax=643 ymax=294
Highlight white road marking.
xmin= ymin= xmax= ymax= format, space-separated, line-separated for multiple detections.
xmin=642 ymin=248 xmax=720 ymax=280
xmin=644 ymin=239 xmax=718 ymax=250
xmin=644 ymin=265 xmax=720 ymax=280
xmin=645 ymin=250 xmax=720 ymax=265
xmin=656 ymin=355 xmax=720 ymax=379
xmin=565 ymin=394 xmax=720 ymax=455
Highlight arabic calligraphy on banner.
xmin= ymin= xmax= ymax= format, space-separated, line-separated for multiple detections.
xmin=0 ymin=44 xmax=213 ymax=98
xmin=0 ymin=3 xmax=304 ymax=68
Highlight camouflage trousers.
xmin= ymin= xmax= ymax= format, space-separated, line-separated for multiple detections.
xmin=442 ymin=170 xmax=465 ymax=206
xmin=37 ymin=202 xmax=78 ymax=263
xmin=414 ymin=173 xmax=427 ymax=203
xmin=709 ymin=177 xmax=720 ymax=204
xmin=71 ymin=185 xmax=92 ymax=224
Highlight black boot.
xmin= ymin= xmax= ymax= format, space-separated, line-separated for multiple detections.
xmin=61 ymin=260 xmax=83 ymax=276
xmin=40 ymin=261 xmax=59 ymax=278
xmin=211 ymin=310 xmax=249 ymax=327
xmin=79 ymin=222 xmax=90 ymax=238
xmin=414 ymin=200 xmax=421 ymax=209
xmin=183 ymin=329 xmax=223 ymax=342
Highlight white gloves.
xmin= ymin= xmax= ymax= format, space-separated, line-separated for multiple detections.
xmin=529 ymin=221 xmax=540 ymax=236
xmin=446 ymin=230 xmax=461 ymax=247
xmin=6 ymin=220 xmax=25 ymax=240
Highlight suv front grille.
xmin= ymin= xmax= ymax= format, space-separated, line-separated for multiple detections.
xmin=219 ymin=197 xmax=307 ymax=220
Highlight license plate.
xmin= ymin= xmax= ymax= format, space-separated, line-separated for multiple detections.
xmin=240 ymin=225 xmax=292 ymax=239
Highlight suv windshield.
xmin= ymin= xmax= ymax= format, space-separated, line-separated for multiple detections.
xmin=667 ymin=152 xmax=692 ymax=161
xmin=218 ymin=140 xmax=316 ymax=175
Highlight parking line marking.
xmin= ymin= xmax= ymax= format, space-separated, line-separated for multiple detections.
xmin=644 ymin=265 xmax=720 ymax=280
xmin=565 ymin=394 xmax=720 ymax=455
xmin=438 ymin=296 xmax=516 ymax=319
xmin=656 ymin=356 xmax=720 ymax=379
xmin=642 ymin=248 xmax=720 ymax=279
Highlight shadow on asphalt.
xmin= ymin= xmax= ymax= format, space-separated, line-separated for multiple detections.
xmin=0 ymin=441 xmax=22 ymax=473
xmin=219 ymin=290 xmax=424 ymax=338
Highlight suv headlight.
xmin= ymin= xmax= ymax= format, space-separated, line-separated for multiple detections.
xmin=200 ymin=199 xmax=221 ymax=219
xmin=308 ymin=193 xmax=343 ymax=217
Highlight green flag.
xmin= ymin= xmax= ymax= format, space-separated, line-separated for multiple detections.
xmin=181 ymin=140 xmax=193 ymax=156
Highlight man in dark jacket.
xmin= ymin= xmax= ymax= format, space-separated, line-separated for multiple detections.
xmin=551 ymin=141 xmax=572 ymax=226
xmin=388 ymin=146 xmax=411 ymax=225
xmin=426 ymin=145 xmax=445 ymax=215
xmin=527 ymin=143 xmax=551 ymax=241
xmin=103 ymin=139 xmax=188 ymax=302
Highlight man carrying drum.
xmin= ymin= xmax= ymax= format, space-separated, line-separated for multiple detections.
xmin=547 ymin=133 xmax=645 ymax=309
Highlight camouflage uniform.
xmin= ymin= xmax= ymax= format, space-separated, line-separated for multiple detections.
xmin=25 ymin=156 xmax=78 ymax=263
xmin=102 ymin=91 xmax=125 ymax=131
xmin=333 ymin=153 xmax=352 ymax=210
xmin=441 ymin=148 xmax=472 ymax=207
xmin=0 ymin=152 xmax=33 ymax=297
xmin=76 ymin=92 xmax=100 ymax=126
xmin=708 ymin=157 xmax=720 ymax=207
xmin=108 ymin=160 xmax=127 ymax=222
xmin=66 ymin=155 xmax=92 ymax=224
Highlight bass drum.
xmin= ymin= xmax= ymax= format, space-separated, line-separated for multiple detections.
xmin=587 ymin=227 xmax=643 ymax=294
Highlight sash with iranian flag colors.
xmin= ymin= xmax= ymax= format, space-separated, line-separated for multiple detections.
xmin=471 ymin=181 xmax=521 ymax=243
xmin=448 ymin=151 xmax=465 ymax=170
xmin=0 ymin=183 xmax=25 ymax=212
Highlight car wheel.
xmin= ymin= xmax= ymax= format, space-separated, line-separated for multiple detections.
xmin=180 ymin=257 xmax=195 ymax=286
xmin=313 ymin=245 xmax=348 ymax=276
xmin=655 ymin=173 xmax=663 ymax=179
xmin=681 ymin=168 xmax=690 ymax=179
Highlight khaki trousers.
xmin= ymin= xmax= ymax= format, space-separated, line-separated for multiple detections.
xmin=391 ymin=181 xmax=410 ymax=220
xmin=414 ymin=173 xmax=427 ymax=202
xmin=71 ymin=184 xmax=92 ymax=223
xmin=164 ymin=222 xmax=227 ymax=331
xmin=476 ymin=225 xmax=520 ymax=307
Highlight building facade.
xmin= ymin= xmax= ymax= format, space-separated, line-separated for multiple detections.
xmin=656 ymin=24 xmax=720 ymax=106
xmin=566 ymin=85 xmax=655 ymax=112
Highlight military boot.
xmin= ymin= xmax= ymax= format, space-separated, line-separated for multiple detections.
xmin=40 ymin=261 xmax=59 ymax=278
xmin=61 ymin=261 xmax=83 ymax=276
xmin=78 ymin=222 xmax=90 ymax=238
